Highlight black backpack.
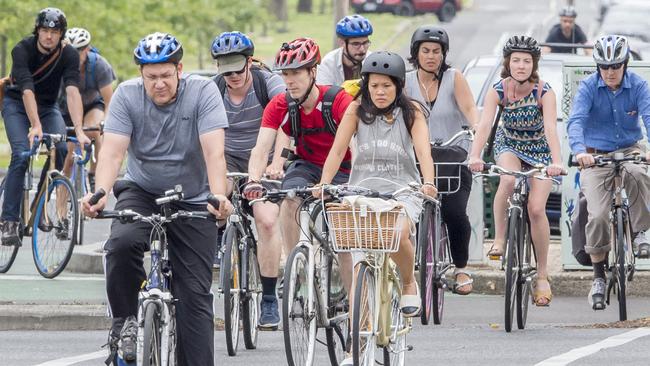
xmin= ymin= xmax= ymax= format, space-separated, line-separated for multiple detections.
xmin=213 ymin=63 xmax=271 ymax=108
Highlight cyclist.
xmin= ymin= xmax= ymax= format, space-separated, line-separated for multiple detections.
xmin=60 ymin=27 xmax=116 ymax=191
xmin=566 ymin=35 xmax=650 ymax=310
xmin=543 ymin=5 xmax=588 ymax=54
xmin=468 ymin=36 xmax=564 ymax=307
xmin=1 ymin=7 xmax=90 ymax=247
xmin=316 ymin=14 xmax=373 ymax=86
xmin=405 ymin=25 xmax=479 ymax=295
xmin=244 ymin=37 xmax=354 ymax=301
xmin=81 ymin=32 xmax=232 ymax=366
xmin=210 ymin=31 xmax=287 ymax=330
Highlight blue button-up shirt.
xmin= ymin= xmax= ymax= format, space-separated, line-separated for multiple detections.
xmin=567 ymin=70 xmax=650 ymax=154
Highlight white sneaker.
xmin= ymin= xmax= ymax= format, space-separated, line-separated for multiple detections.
xmin=340 ymin=354 xmax=353 ymax=366
xmin=633 ymin=231 xmax=650 ymax=258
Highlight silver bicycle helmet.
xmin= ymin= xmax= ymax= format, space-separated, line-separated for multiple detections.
xmin=593 ymin=35 xmax=629 ymax=66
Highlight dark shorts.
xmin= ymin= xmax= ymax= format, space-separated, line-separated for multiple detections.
xmin=282 ymin=159 xmax=349 ymax=190
xmin=225 ymin=152 xmax=279 ymax=191
xmin=63 ymin=99 xmax=105 ymax=134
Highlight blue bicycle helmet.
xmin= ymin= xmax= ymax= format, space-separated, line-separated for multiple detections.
xmin=211 ymin=31 xmax=255 ymax=59
xmin=133 ymin=32 xmax=183 ymax=65
xmin=336 ymin=14 xmax=373 ymax=38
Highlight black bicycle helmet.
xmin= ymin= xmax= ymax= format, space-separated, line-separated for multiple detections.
xmin=410 ymin=25 xmax=449 ymax=60
xmin=502 ymin=35 xmax=541 ymax=58
xmin=34 ymin=7 xmax=67 ymax=34
xmin=361 ymin=51 xmax=406 ymax=84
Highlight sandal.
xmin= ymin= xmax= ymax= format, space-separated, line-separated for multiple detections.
xmin=486 ymin=242 xmax=504 ymax=259
xmin=400 ymin=285 xmax=421 ymax=317
xmin=533 ymin=278 xmax=553 ymax=307
xmin=452 ymin=269 xmax=473 ymax=295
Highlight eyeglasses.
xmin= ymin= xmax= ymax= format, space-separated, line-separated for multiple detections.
xmin=348 ymin=40 xmax=371 ymax=49
xmin=599 ymin=63 xmax=624 ymax=71
xmin=223 ymin=65 xmax=247 ymax=77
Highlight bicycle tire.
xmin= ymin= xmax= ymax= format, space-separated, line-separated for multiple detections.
xmin=383 ymin=278 xmax=406 ymax=366
xmin=74 ymin=165 xmax=86 ymax=246
xmin=32 ymin=175 xmax=78 ymax=279
xmin=326 ymin=254 xmax=349 ymax=366
xmin=222 ymin=225 xmax=241 ymax=356
xmin=504 ymin=210 xmax=520 ymax=333
xmin=0 ymin=178 xmax=20 ymax=273
xmin=283 ymin=245 xmax=317 ymax=366
xmin=433 ymin=222 xmax=449 ymax=325
xmin=166 ymin=303 xmax=177 ymax=366
xmin=615 ymin=207 xmax=628 ymax=321
xmin=516 ymin=221 xmax=532 ymax=330
xmin=417 ymin=202 xmax=435 ymax=325
xmin=242 ymin=238 xmax=261 ymax=350
xmin=352 ymin=262 xmax=377 ymax=366
xmin=142 ymin=301 xmax=162 ymax=366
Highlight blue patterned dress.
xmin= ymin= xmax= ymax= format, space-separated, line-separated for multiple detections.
xmin=493 ymin=80 xmax=551 ymax=166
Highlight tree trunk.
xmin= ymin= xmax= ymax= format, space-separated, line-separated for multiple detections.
xmin=297 ymin=0 xmax=313 ymax=13
xmin=319 ymin=0 xmax=328 ymax=14
xmin=1 ymin=35 xmax=7 ymax=77
xmin=333 ymin=0 xmax=349 ymax=48
xmin=271 ymin=0 xmax=289 ymax=32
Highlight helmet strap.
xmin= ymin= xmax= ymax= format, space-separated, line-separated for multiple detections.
xmin=293 ymin=68 xmax=317 ymax=108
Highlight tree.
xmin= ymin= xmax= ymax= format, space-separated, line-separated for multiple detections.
xmin=270 ymin=0 xmax=288 ymax=33
xmin=297 ymin=0 xmax=313 ymax=13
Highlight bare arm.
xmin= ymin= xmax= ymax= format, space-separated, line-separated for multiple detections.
xmin=99 ymin=84 xmax=114 ymax=109
xmin=66 ymin=85 xmax=90 ymax=145
xmin=200 ymin=129 xmax=228 ymax=196
xmin=320 ymin=102 xmax=358 ymax=184
xmin=453 ymin=70 xmax=479 ymax=129
xmin=411 ymin=105 xmax=435 ymax=184
xmin=266 ymin=129 xmax=290 ymax=177
xmin=469 ymin=88 xmax=500 ymax=159
xmin=249 ymin=127 xmax=278 ymax=181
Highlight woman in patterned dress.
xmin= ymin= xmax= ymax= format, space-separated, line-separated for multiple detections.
xmin=468 ymin=36 xmax=564 ymax=306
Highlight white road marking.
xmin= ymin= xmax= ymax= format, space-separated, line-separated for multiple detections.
xmin=535 ymin=327 xmax=650 ymax=366
xmin=32 ymin=350 xmax=106 ymax=366
xmin=0 ymin=274 xmax=104 ymax=281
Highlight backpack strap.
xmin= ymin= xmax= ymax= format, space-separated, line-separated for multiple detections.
xmin=86 ymin=50 xmax=97 ymax=90
xmin=321 ymin=85 xmax=343 ymax=136
xmin=250 ymin=68 xmax=270 ymax=108
xmin=213 ymin=75 xmax=227 ymax=98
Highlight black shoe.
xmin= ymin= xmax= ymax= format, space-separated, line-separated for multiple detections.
xmin=119 ymin=316 xmax=138 ymax=362
xmin=1 ymin=220 xmax=22 ymax=247
xmin=213 ymin=226 xmax=225 ymax=269
xmin=589 ymin=278 xmax=607 ymax=311
xmin=55 ymin=218 xmax=70 ymax=240
xmin=88 ymin=172 xmax=96 ymax=193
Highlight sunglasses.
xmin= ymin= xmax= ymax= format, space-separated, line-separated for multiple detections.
xmin=222 ymin=65 xmax=247 ymax=77
xmin=599 ymin=63 xmax=624 ymax=71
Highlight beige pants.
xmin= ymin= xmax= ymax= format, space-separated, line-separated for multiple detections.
xmin=580 ymin=144 xmax=650 ymax=255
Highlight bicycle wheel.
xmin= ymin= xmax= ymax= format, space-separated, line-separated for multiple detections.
xmin=615 ymin=208 xmax=628 ymax=321
xmin=0 ymin=178 xmax=20 ymax=273
xmin=242 ymin=239 xmax=261 ymax=350
xmin=222 ymin=225 xmax=241 ymax=356
xmin=326 ymin=254 xmax=349 ymax=366
xmin=32 ymin=174 xmax=78 ymax=278
xmin=504 ymin=210 xmax=520 ymax=333
xmin=142 ymin=301 xmax=162 ymax=366
xmin=283 ymin=245 xmax=317 ymax=366
xmin=74 ymin=165 xmax=86 ymax=246
xmin=352 ymin=262 xmax=377 ymax=366
xmin=383 ymin=279 xmax=406 ymax=366
xmin=417 ymin=202 xmax=435 ymax=325
xmin=433 ymin=222 xmax=449 ymax=325
xmin=516 ymin=222 xmax=532 ymax=330
xmin=165 ymin=303 xmax=177 ymax=366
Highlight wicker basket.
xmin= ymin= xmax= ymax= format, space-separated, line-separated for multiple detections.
xmin=326 ymin=202 xmax=405 ymax=253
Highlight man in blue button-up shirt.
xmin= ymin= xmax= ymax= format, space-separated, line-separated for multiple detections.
xmin=567 ymin=35 xmax=650 ymax=311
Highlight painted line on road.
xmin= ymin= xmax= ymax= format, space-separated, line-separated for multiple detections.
xmin=32 ymin=350 xmax=106 ymax=366
xmin=0 ymin=274 xmax=104 ymax=281
xmin=535 ymin=327 xmax=650 ymax=366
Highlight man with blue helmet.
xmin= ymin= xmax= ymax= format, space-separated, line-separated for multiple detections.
xmin=567 ymin=35 xmax=650 ymax=311
xmin=316 ymin=14 xmax=373 ymax=86
xmin=210 ymin=31 xmax=286 ymax=329
xmin=82 ymin=32 xmax=232 ymax=366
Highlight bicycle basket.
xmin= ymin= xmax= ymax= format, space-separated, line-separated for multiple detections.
xmin=325 ymin=202 xmax=406 ymax=253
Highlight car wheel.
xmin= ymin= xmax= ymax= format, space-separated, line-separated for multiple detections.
xmin=394 ymin=1 xmax=415 ymax=16
xmin=437 ymin=1 xmax=456 ymax=22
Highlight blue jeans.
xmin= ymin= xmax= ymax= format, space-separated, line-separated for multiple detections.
xmin=1 ymin=96 xmax=67 ymax=222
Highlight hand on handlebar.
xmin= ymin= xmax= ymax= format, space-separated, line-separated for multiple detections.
xmin=75 ymin=129 xmax=92 ymax=148
xmin=575 ymin=153 xmax=595 ymax=169
xmin=421 ymin=183 xmax=438 ymax=198
xmin=468 ymin=156 xmax=485 ymax=173
xmin=546 ymin=163 xmax=565 ymax=177
xmin=82 ymin=189 xmax=107 ymax=217
xmin=206 ymin=194 xmax=233 ymax=219
xmin=265 ymin=164 xmax=284 ymax=180
xmin=28 ymin=126 xmax=43 ymax=148
xmin=243 ymin=181 xmax=265 ymax=200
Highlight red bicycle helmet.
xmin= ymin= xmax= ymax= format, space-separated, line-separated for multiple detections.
xmin=274 ymin=38 xmax=321 ymax=71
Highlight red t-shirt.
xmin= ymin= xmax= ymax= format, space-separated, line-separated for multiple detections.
xmin=262 ymin=85 xmax=353 ymax=172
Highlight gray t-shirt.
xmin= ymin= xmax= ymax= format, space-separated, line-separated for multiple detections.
xmin=223 ymin=70 xmax=284 ymax=158
xmin=61 ymin=52 xmax=116 ymax=112
xmin=104 ymin=74 xmax=228 ymax=203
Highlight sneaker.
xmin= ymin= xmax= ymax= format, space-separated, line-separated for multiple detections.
xmin=259 ymin=295 xmax=280 ymax=330
xmin=118 ymin=316 xmax=138 ymax=362
xmin=633 ymin=231 xmax=650 ymax=259
xmin=1 ymin=220 xmax=21 ymax=247
xmin=588 ymin=278 xmax=607 ymax=311
xmin=55 ymin=218 xmax=70 ymax=240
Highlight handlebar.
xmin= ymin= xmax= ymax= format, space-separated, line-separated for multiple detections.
xmin=88 ymin=185 xmax=221 ymax=212
xmin=431 ymin=128 xmax=474 ymax=148
xmin=569 ymin=153 xmax=648 ymax=168
xmin=66 ymin=136 xmax=93 ymax=165
xmin=19 ymin=134 xmax=65 ymax=158
xmin=479 ymin=163 xmax=567 ymax=181
xmin=228 ymin=172 xmax=282 ymax=186
xmin=65 ymin=124 xmax=104 ymax=134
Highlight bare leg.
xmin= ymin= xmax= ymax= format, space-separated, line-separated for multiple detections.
xmin=491 ymin=153 xmax=521 ymax=253
xmin=390 ymin=221 xmax=416 ymax=295
xmin=253 ymin=202 xmax=283 ymax=278
xmin=82 ymin=109 xmax=104 ymax=174
xmin=280 ymin=198 xmax=301 ymax=255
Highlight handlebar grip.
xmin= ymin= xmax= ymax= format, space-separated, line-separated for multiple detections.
xmin=568 ymin=159 xmax=580 ymax=167
xmin=207 ymin=194 xmax=221 ymax=211
xmin=482 ymin=162 xmax=494 ymax=172
xmin=89 ymin=188 xmax=106 ymax=206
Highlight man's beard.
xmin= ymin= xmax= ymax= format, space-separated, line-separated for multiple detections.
xmin=38 ymin=40 xmax=56 ymax=53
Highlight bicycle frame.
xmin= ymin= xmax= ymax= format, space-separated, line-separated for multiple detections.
xmin=506 ymin=175 xmax=537 ymax=281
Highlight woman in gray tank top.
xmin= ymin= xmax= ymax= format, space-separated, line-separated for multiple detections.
xmin=317 ymin=52 xmax=437 ymax=332
xmin=404 ymin=25 xmax=479 ymax=295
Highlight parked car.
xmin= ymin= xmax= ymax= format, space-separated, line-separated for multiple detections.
xmin=351 ymin=0 xmax=462 ymax=22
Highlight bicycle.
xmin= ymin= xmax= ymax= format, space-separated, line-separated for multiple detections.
xmin=570 ymin=153 xmax=648 ymax=321
xmin=478 ymin=163 xmax=562 ymax=332
xmin=0 ymin=133 xmax=78 ymax=278
xmin=218 ymin=172 xmax=280 ymax=356
xmin=325 ymin=183 xmax=433 ymax=366
xmin=89 ymin=186 xmax=220 ymax=366
xmin=418 ymin=128 xmax=474 ymax=325
xmin=253 ymin=187 xmax=348 ymax=366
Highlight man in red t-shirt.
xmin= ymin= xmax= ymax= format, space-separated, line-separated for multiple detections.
xmin=245 ymin=39 xmax=352 ymax=300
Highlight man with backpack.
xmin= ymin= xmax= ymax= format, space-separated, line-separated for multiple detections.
xmin=60 ymin=27 xmax=116 ymax=191
xmin=210 ymin=31 xmax=287 ymax=329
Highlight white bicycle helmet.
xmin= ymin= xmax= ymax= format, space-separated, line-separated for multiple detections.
xmin=65 ymin=27 xmax=91 ymax=49
xmin=593 ymin=35 xmax=629 ymax=66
